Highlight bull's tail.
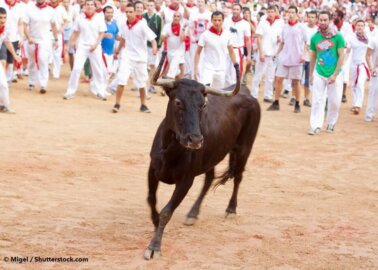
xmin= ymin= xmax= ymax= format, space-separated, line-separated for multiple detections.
xmin=213 ymin=152 xmax=238 ymax=189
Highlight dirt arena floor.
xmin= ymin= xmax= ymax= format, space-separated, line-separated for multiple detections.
xmin=0 ymin=65 xmax=377 ymax=270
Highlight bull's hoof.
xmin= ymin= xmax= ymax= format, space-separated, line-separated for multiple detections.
xmin=184 ymin=217 xmax=197 ymax=226
xmin=143 ymin=248 xmax=161 ymax=260
xmin=225 ymin=212 xmax=237 ymax=219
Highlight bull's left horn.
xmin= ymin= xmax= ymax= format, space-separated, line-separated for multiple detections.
xmin=150 ymin=50 xmax=175 ymax=89
xmin=204 ymin=63 xmax=240 ymax=97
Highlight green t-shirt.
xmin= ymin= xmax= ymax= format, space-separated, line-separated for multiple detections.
xmin=310 ymin=32 xmax=346 ymax=78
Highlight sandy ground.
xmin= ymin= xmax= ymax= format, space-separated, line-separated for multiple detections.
xmin=0 ymin=66 xmax=377 ymax=270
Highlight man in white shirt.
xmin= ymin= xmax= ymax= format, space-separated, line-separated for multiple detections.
xmin=49 ymin=0 xmax=68 ymax=80
xmin=112 ymin=3 xmax=157 ymax=113
xmin=161 ymin=11 xmax=187 ymax=79
xmin=0 ymin=7 xmax=22 ymax=113
xmin=250 ymin=5 xmax=284 ymax=102
xmin=194 ymin=11 xmax=236 ymax=89
xmin=223 ymin=3 xmax=251 ymax=86
xmin=63 ymin=0 xmax=108 ymax=100
xmin=24 ymin=0 xmax=59 ymax=94
xmin=0 ymin=0 xmax=24 ymax=82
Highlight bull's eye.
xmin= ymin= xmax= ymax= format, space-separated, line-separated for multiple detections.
xmin=175 ymin=98 xmax=183 ymax=109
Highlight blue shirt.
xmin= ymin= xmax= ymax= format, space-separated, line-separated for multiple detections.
xmin=101 ymin=20 xmax=119 ymax=55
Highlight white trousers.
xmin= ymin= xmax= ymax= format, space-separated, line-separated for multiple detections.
xmin=102 ymin=53 xmax=115 ymax=76
xmin=366 ymin=71 xmax=378 ymax=119
xmin=225 ymin=47 xmax=243 ymax=87
xmin=199 ymin=67 xmax=225 ymax=89
xmin=250 ymin=54 xmax=276 ymax=99
xmin=310 ymin=70 xmax=343 ymax=129
xmin=51 ymin=35 xmax=64 ymax=79
xmin=351 ymin=64 xmax=368 ymax=108
xmin=167 ymin=52 xmax=185 ymax=79
xmin=0 ymin=63 xmax=10 ymax=108
xmin=66 ymin=45 xmax=107 ymax=96
xmin=27 ymin=42 xmax=50 ymax=88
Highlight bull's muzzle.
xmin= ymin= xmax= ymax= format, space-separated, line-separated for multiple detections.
xmin=181 ymin=133 xmax=204 ymax=150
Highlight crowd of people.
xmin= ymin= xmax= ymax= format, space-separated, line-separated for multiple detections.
xmin=0 ymin=0 xmax=377 ymax=134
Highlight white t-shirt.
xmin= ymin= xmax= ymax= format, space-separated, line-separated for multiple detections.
xmin=73 ymin=13 xmax=106 ymax=47
xmin=349 ymin=34 xmax=369 ymax=65
xmin=223 ymin=18 xmax=251 ymax=48
xmin=120 ymin=19 xmax=156 ymax=62
xmin=162 ymin=23 xmax=186 ymax=57
xmin=304 ymin=24 xmax=318 ymax=62
xmin=51 ymin=5 xmax=68 ymax=31
xmin=24 ymin=4 xmax=56 ymax=44
xmin=198 ymin=29 xmax=231 ymax=71
xmin=255 ymin=16 xmax=284 ymax=56
xmin=189 ymin=10 xmax=211 ymax=42
xmin=0 ymin=27 xmax=10 ymax=47
xmin=163 ymin=5 xmax=184 ymax=26
xmin=0 ymin=0 xmax=24 ymax=42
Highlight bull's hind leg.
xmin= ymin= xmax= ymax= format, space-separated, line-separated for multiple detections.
xmin=144 ymin=177 xmax=195 ymax=260
xmin=225 ymin=147 xmax=251 ymax=217
xmin=185 ymin=168 xmax=215 ymax=226
xmin=147 ymin=166 xmax=159 ymax=228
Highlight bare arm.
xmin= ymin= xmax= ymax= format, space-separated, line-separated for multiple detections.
xmin=90 ymin=31 xmax=104 ymax=52
xmin=18 ymin=18 xmax=24 ymax=45
xmin=160 ymin=34 xmax=167 ymax=43
xmin=24 ymin=23 xmax=33 ymax=44
xmin=150 ymin=39 xmax=157 ymax=55
xmin=329 ymin=47 xmax=345 ymax=83
xmin=227 ymin=45 xmax=236 ymax=64
xmin=245 ymin=37 xmax=252 ymax=62
xmin=366 ymin=48 xmax=374 ymax=72
xmin=51 ymin=22 xmax=59 ymax=49
xmin=69 ymin=30 xmax=79 ymax=48
xmin=256 ymin=34 xmax=264 ymax=62
xmin=4 ymin=41 xmax=21 ymax=62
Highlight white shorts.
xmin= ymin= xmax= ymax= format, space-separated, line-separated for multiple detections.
xmin=147 ymin=47 xmax=157 ymax=66
xmin=275 ymin=64 xmax=303 ymax=80
xmin=116 ymin=58 xmax=148 ymax=88
xmin=167 ymin=53 xmax=184 ymax=79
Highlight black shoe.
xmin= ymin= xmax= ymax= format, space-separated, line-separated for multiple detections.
xmin=294 ymin=103 xmax=301 ymax=113
xmin=342 ymin=94 xmax=347 ymax=103
xmin=140 ymin=104 xmax=151 ymax=113
xmin=289 ymin=97 xmax=296 ymax=106
xmin=28 ymin=84 xmax=34 ymax=91
xmin=112 ymin=104 xmax=120 ymax=113
xmin=40 ymin=88 xmax=46 ymax=94
xmin=263 ymin=98 xmax=274 ymax=103
xmin=303 ymin=99 xmax=311 ymax=107
xmin=281 ymin=90 xmax=290 ymax=98
xmin=267 ymin=101 xmax=279 ymax=111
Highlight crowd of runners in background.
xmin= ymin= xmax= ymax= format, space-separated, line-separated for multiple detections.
xmin=0 ymin=0 xmax=377 ymax=134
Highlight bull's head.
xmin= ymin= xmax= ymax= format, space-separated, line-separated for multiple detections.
xmin=151 ymin=51 xmax=240 ymax=150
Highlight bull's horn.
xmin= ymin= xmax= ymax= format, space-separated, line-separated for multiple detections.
xmin=150 ymin=50 xmax=175 ymax=88
xmin=204 ymin=63 xmax=241 ymax=97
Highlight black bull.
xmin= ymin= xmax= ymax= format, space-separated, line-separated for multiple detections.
xmin=144 ymin=51 xmax=261 ymax=260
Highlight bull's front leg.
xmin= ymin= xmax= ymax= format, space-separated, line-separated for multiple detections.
xmin=144 ymin=177 xmax=194 ymax=260
xmin=147 ymin=166 xmax=159 ymax=228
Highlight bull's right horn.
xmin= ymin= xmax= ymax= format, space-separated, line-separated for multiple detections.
xmin=150 ymin=50 xmax=175 ymax=88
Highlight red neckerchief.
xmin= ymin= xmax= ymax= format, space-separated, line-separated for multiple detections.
xmin=36 ymin=2 xmax=48 ymax=9
xmin=209 ymin=26 xmax=222 ymax=36
xmin=288 ymin=20 xmax=298 ymax=26
xmin=127 ymin=17 xmax=140 ymax=29
xmin=168 ymin=4 xmax=179 ymax=11
xmin=356 ymin=32 xmax=368 ymax=44
xmin=232 ymin=16 xmax=243 ymax=23
xmin=334 ymin=20 xmax=343 ymax=31
xmin=318 ymin=24 xmax=337 ymax=39
xmin=96 ymin=8 xmax=102 ymax=13
xmin=0 ymin=25 xmax=5 ymax=35
xmin=171 ymin=23 xmax=180 ymax=36
xmin=186 ymin=3 xmax=195 ymax=8
xmin=136 ymin=15 xmax=143 ymax=20
xmin=352 ymin=24 xmax=356 ymax=32
xmin=5 ymin=0 xmax=17 ymax=9
xmin=48 ymin=1 xmax=59 ymax=9
xmin=84 ymin=12 xmax=95 ymax=20
xmin=267 ymin=15 xmax=280 ymax=26
xmin=370 ymin=26 xmax=375 ymax=32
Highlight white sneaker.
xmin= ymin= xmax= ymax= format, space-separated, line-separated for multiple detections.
xmin=96 ymin=93 xmax=107 ymax=101
xmin=308 ymin=127 xmax=320 ymax=135
xmin=365 ymin=115 xmax=374 ymax=122
xmin=22 ymin=69 xmax=29 ymax=76
xmin=63 ymin=93 xmax=75 ymax=100
xmin=0 ymin=106 xmax=16 ymax=114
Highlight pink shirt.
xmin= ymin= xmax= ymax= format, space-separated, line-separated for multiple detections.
xmin=278 ymin=22 xmax=307 ymax=67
